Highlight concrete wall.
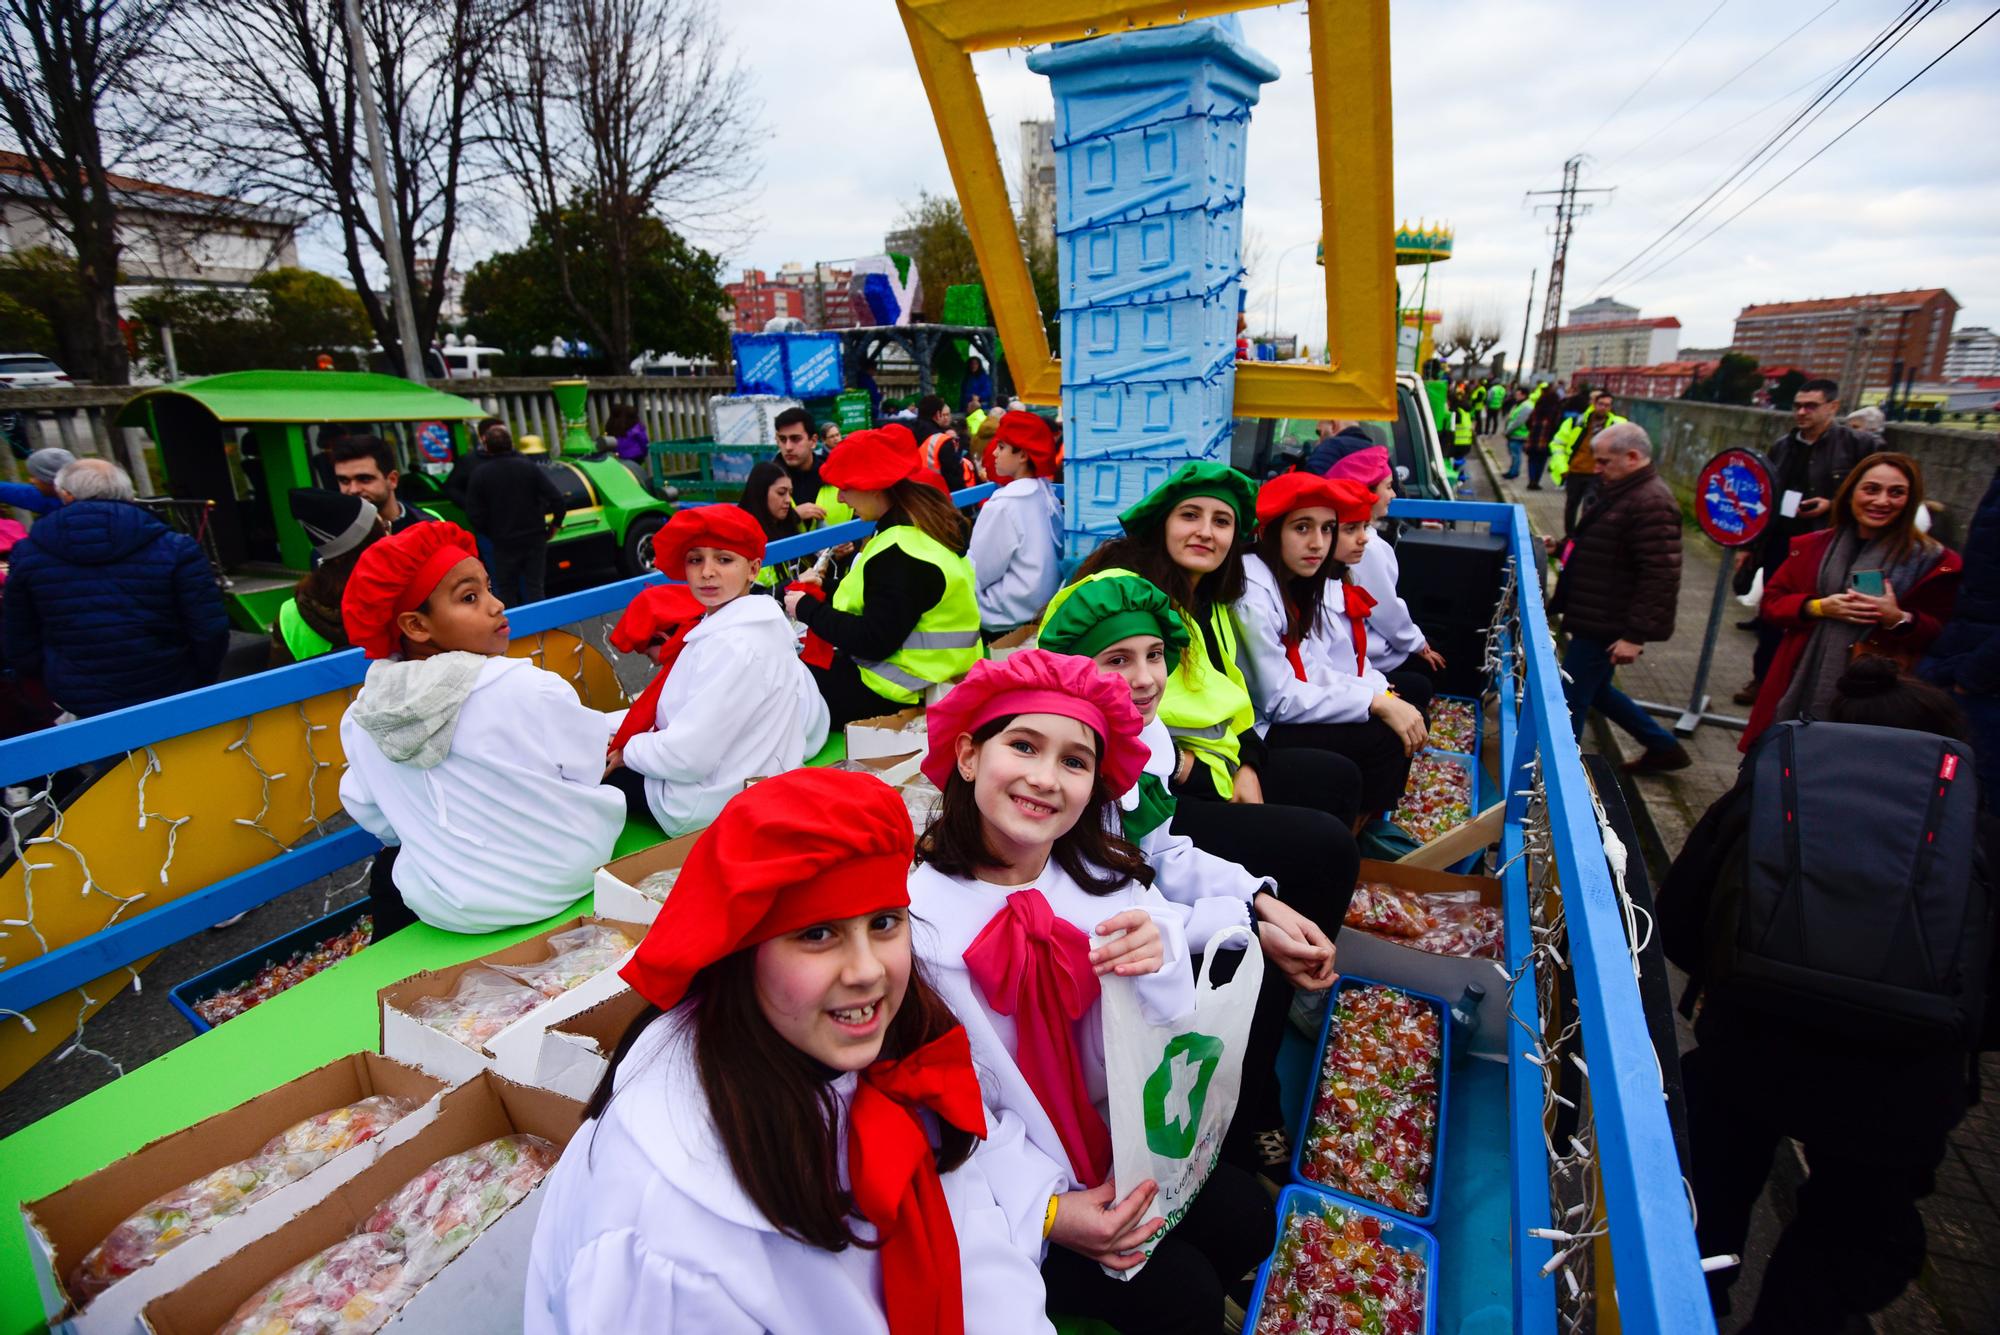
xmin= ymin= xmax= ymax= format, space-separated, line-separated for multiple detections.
xmin=1615 ymin=396 xmax=1997 ymax=547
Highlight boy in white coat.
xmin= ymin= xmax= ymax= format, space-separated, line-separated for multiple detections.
xmin=603 ymin=505 xmax=828 ymax=834
xmin=966 ymin=410 xmax=1063 ymax=634
xmin=526 ymin=768 xmax=1054 ymax=1335
xmin=338 ymin=521 xmax=624 ymax=936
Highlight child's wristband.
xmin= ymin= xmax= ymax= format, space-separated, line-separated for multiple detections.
xmin=1043 ymin=1193 xmax=1060 ymax=1239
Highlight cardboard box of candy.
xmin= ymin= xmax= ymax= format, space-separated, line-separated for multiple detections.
xmin=1334 ymin=859 xmax=1512 ymax=1057
xmin=592 ymin=831 xmax=704 ymax=928
xmin=502 ymin=985 xmax=651 ymax=1102
xmin=24 ymin=1053 xmax=449 ymax=1335
xmin=844 ymin=705 xmax=927 ymax=761
xmin=140 ymin=1073 xmax=582 ymax=1335
xmin=378 ymin=917 xmax=643 ymax=1086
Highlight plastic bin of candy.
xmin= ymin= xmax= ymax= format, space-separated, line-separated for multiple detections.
xmin=169 ymin=901 xmax=372 ymax=1035
xmin=1427 ymin=694 xmax=1482 ymax=764
xmin=1291 ymin=975 xmax=1452 ymax=1228
xmin=1244 ymin=1184 xmax=1439 ymax=1335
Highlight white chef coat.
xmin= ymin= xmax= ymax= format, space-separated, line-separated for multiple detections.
xmin=524 ymin=1009 xmax=1055 ymax=1335
xmin=619 ymin=593 xmax=830 ymax=835
xmin=908 ymin=859 xmax=1195 ymax=1228
xmin=1232 ymin=557 xmax=1389 ymax=731
xmin=1113 ymin=717 xmax=1270 ymax=950
xmin=966 ymin=478 xmax=1063 ymax=630
xmin=1352 ymin=535 xmax=1428 ymax=672
xmin=339 ymin=657 xmax=624 ymax=933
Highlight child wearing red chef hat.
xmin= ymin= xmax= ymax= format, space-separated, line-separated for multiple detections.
xmin=337 ymin=521 xmax=624 ymax=938
xmin=907 ymin=650 xmax=1274 ymax=1334
xmin=783 ymin=428 xmax=981 ymax=727
xmin=600 ymin=504 xmax=829 ymax=835
xmin=1234 ymin=472 xmax=1434 ymax=816
xmin=525 ymin=768 xmax=1056 ymax=1335
xmin=1324 ymin=444 xmax=1449 ymax=680
xmin=966 ymin=411 xmax=1064 ymax=638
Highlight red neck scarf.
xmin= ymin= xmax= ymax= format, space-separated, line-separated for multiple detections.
xmin=1341 ymin=583 xmax=1377 ymax=676
xmin=848 ymin=1026 xmax=987 ymax=1335
xmin=609 ymin=619 xmax=701 ymax=754
xmin=962 ymin=888 xmax=1110 ymax=1185
xmin=787 ymin=580 xmax=836 ymax=669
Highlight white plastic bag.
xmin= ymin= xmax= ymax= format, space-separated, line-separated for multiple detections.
xmin=1099 ymin=923 xmax=1263 ymax=1279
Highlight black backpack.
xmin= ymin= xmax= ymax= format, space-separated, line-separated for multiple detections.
xmin=1703 ymin=719 xmax=1992 ymax=1046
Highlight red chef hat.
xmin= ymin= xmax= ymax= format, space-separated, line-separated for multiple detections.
xmin=920 ymin=648 xmax=1148 ymax=795
xmin=620 ymin=768 xmax=917 ymax=1011
xmin=341 ymin=521 xmax=482 ymax=660
xmin=991 ymin=411 xmax=1059 ymax=477
xmin=1256 ymin=472 xmax=1377 ymax=526
xmin=1322 ymin=478 xmax=1379 ymax=524
xmin=652 ymin=503 xmax=768 ymax=579
xmin=821 ymin=428 xmax=924 ymax=492
xmin=608 ymin=583 xmax=706 ymax=654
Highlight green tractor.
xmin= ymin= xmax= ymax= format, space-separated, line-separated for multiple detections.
xmin=114 ymin=371 xmax=672 ymax=631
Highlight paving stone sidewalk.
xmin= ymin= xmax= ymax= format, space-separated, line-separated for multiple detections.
xmin=1473 ymin=433 xmax=2000 ymax=1335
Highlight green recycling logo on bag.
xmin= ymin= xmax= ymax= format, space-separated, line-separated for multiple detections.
xmin=1141 ymin=1031 xmax=1224 ymax=1159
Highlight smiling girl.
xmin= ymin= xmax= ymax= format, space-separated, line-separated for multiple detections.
xmin=1743 ymin=451 xmax=1963 ymax=748
xmin=526 ymin=769 xmax=1053 ymax=1334
xmin=603 ymin=505 xmax=828 ymax=835
xmin=1036 ymin=574 xmax=1337 ymax=1184
xmin=908 ymin=650 xmax=1274 ymax=1334
xmin=1237 ymin=472 xmax=1434 ymax=818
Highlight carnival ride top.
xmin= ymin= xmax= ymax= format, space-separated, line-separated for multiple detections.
xmin=112 ymin=372 xmax=672 ymax=631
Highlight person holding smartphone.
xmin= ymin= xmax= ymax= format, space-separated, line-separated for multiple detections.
xmin=1741 ymin=451 xmax=1963 ymax=750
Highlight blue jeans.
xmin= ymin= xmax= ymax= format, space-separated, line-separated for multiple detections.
xmin=1562 ymin=635 xmax=1678 ymax=751
xmin=1503 ymin=438 xmax=1523 ymax=477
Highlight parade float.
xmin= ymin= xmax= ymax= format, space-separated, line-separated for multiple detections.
xmin=0 ymin=3 xmax=1709 ymax=1333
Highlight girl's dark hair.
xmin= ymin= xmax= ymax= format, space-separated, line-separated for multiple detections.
xmin=738 ymin=461 xmax=802 ymax=540
xmin=584 ymin=952 xmax=974 ymax=1251
xmin=1825 ymin=450 xmax=1937 ymax=569
xmin=1826 ymin=655 xmax=1968 ymax=743
xmin=915 ymin=715 xmax=1154 ymax=893
xmin=884 ymin=479 xmax=969 ymax=553
xmin=1073 ymin=508 xmax=1249 ymax=617
xmin=1253 ymin=519 xmax=1336 ymax=642
xmin=605 ymin=403 xmax=641 ymax=438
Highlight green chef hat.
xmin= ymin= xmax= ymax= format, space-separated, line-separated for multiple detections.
xmin=1117 ymin=461 xmax=1259 ymax=536
xmin=1038 ymin=572 xmax=1191 ymax=673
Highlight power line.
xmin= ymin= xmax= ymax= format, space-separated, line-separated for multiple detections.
xmin=1618 ymin=3 xmax=1999 ymax=291
xmin=1588 ymin=0 xmax=1936 ymax=293
xmin=1651 ymin=40 xmax=1864 ymax=173
xmin=1577 ymin=0 xmax=1734 ymax=153
xmin=1600 ymin=0 xmax=1845 ymax=172
xmin=1525 ymin=156 xmax=1616 ymax=372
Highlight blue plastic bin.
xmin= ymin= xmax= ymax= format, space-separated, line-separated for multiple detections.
xmin=168 ymin=900 xmax=370 ymax=1035
xmin=1429 ymin=693 xmax=1482 ymax=772
xmin=1245 ymin=1184 xmax=1440 ymax=1335
xmin=1291 ymin=974 xmax=1452 ymax=1228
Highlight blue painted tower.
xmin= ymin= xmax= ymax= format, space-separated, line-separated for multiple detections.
xmin=1028 ymin=19 xmax=1279 ymax=557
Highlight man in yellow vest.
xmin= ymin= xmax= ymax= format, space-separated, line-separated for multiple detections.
xmin=1549 ymin=390 xmax=1626 ymax=539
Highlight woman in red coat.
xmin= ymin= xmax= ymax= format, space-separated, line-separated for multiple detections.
xmin=1742 ymin=451 xmax=1962 ymax=750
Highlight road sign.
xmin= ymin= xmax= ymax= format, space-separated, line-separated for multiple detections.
xmin=1695 ymin=447 xmax=1773 ymax=548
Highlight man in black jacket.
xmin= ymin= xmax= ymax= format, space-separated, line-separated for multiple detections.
xmin=1734 ymin=377 xmax=1871 ymax=702
xmin=464 ymin=428 xmax=567 ymax=606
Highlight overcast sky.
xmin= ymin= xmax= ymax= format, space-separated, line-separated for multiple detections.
xmin=314 ymin=0 xmax=2000 ymax=353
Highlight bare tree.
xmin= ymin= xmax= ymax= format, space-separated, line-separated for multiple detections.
xmin=155 ymin=0 xmax=520 ymax=368
xmin=489 ymin=0 xmax=758 ymax=369
xmin=1437 ymin=304 xmax=1505 ymax=370
xmin=0 ymin=0 xmax=180 ymax=383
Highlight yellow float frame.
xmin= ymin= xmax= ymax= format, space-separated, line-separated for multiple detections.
xmin=896 ymin=0 xmax=1397 ymax=418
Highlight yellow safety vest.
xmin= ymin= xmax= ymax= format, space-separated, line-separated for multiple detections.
xmin=1548 ymin=412 xmax=1626 ymax=483
xmin=1452 ymin=410 xmax=1476 ymax=447
xmin=831 ymin=524 xmax=982 ymax=704
xmin=811 ymin=483 xmax=855 ymax=528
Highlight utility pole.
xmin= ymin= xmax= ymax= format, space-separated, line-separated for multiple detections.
xmin=1524 ymin=155 xmax=1614 ymax=376
xmin=343 ymin=0 xmax=427 ymax=385
xmin=1515 ymin=267 xmax=1536 ymax=387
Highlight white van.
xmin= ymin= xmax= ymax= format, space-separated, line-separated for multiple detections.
xmin=440 ymin=344 xmax=506 ymax=379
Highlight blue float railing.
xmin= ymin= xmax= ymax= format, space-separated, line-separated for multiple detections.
xmin=0 ymin=488 xmax=1712 ymax=1331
